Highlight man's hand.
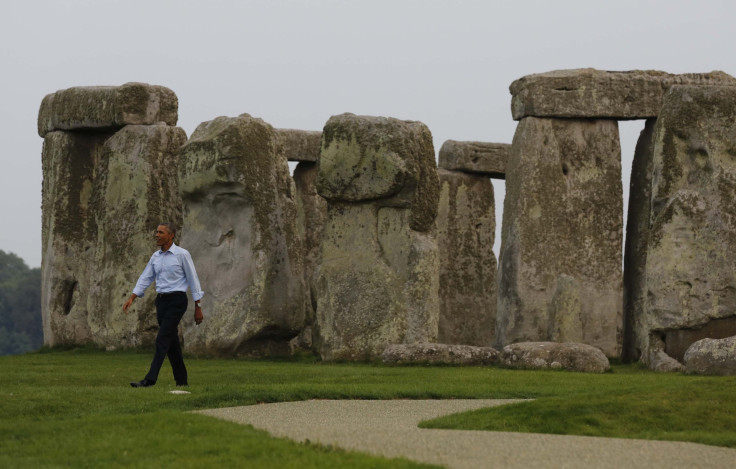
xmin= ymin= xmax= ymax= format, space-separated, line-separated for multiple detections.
xmin=123 ymin=294 xmax=137 ymax=314
xmin=194 ymin=304 xmax=204 ymax=325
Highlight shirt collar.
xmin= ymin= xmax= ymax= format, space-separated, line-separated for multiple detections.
xmin=159 ymin=242 xmax=179 ymax=255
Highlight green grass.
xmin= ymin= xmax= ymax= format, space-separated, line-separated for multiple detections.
xmin=1 ymin=349 xmax=735 ymax=468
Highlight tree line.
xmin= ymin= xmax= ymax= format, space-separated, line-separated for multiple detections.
xmin=0 ymin=250 xmax=42 ymax=355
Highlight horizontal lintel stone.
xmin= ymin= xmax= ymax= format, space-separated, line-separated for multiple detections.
xmin=510 ymin=68 xmax=736 ymax=120
xmin=276 ymin=129 xmax=322 ymax=162
xmin=438 ymin=140 xmax=509 ymax=179
xmin=38 ymin=82 xmax=178 ymax=137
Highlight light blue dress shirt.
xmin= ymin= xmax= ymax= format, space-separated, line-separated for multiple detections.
xmin=132 ymin=243 xmax=204 ymax=301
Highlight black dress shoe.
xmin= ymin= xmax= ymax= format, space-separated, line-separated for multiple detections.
xmin=176 ymin=382 xmax=188 ymax=387
xmin=130 ymin=379 xmax=155 ymax=388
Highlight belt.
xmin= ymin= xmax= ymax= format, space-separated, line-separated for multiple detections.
xmin=156 ymin=291 xmax=186 ymax=299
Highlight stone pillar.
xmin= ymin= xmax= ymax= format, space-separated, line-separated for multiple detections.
xmin=621 ymin=118 xmax=657 ymax=362
xmin=435 ymin=140 xmax=507 ymax=346
xmin=314 ymin=113 xmax=440 ymax=360
xmin=496 ymin=117 xmax=623 ymax=357
xmin=276 ymin=128 xmax=327 ymax=351
xmin=178 ymin=114 xmax=306 ymax=356
xmin=39 ymin=83 xmax=182 ymax=348
xmin=636 ymin=85 xmax=736 ymax=368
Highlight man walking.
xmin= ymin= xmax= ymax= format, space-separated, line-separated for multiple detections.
xmin=123 ymin=223 xmax=204 ymax=388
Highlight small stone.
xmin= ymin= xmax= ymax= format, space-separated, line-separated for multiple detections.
xmin=438 ymin=140 xmax=509 ymax=178
xmin=276 ymin=129 xmax=322 ymax=162
xmin=684 ymin=336 xmax=736 ymax=376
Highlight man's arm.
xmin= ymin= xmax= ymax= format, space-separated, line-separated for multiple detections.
xmin=124 ymin=256 xmax=155 ymax=313
xmin=181 ymin=251 xmax=204 ymax=325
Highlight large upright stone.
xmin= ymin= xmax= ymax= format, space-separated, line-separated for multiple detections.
xmin=314 ymin=114 xmax=440 ymax=360
xmin=633 ymin=85 xmax=736 ymax=367
xmin=38 ymin=83 xmax=178 ymax=137
xmin=438 ymin=140 xmax=509 ymax=178
xmin=497 ymin=117 xmax=623 ymax=357
xmin=178 ymin=114 xmax=306 ymax=355
xmin=40 ymin=124 xmax=185 ymax=348
xmin=87 ymin=124 xmax=187 ymax=347
xmin=41 ymin=131 xmax=112 ymax=346
xmin=436 ymin=169 xmax=496 ymax=346
xmin=510 ymin=69 xmax=736 ymax=120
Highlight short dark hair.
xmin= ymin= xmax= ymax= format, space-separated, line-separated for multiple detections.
xmin=158 ymin=222 xmax=176 ymax=237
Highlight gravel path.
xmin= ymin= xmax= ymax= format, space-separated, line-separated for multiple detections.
xmin=194 ymin=399 xmax=736 ymax=469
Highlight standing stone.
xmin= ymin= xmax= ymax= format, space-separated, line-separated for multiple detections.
xmin=622 ymin=119 xmax=658 ymax=362
xmin=40 ymin=83 xmax=184 ymax=349
xmin=178 ymin=114 xmax=306 ymax=355
xmin=436 ymin=168 xmax=496 ymax=346
xmin=510 ymin=69 xmax=736 ymax=120
xmin=314 ymin=114 xmax=440 ymax=360
xmin=41 ymin=131 xmax=112 ymax=346
xmin=636 ymin=85 xmax=736 ymax=367
xmin=87 ymin=124 xmax=187 ymax=347
xmin=278 ymin=128 xmax=328 ymax=351
xmin=496 ymin=117 xmax=623 ymax=357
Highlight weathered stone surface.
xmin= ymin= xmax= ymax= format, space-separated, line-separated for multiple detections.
xmin=41 ymin=131 xmax=111 ymax=346
xmin=381 ymin=343 xmax=499 ymax=365
xmin=496 ymin=117 xmax=623 ymax=357
xmin=178 ymin=114 xmax=306 ymax=355
xmin=510 ymin=69 xmax=736 ymax=120
xmin=41 ymin=124 xmax=185 ymax=348
xmin=436 ymin=169 xmax=496 ymax=346
xmin=633 ymin=85 xmax=736 ymax=369
xmin=88 ymin=124 xmax=186 ymax=347
xmin=314 ymin=114 xmax=440 ymax=360
xmin=292 ymin=161 xmax=327 ymax=342
xmin=500 ymin=342 xmax=610 ymax=373
xmin=316 ymin=113 xmax=439 ymax=232
xmin=38 ymin=83 xmax=178 ymax=137
xmin=648 ymin=340 xmax=685 ymax=373
xmin=622 ymin=119 xmax=658 ymax=362
xmin=314 ymin=204 xmax=439 ymax=360
xmin=276 ymin=129 xmax=322 ymax=162
xmin=684 ymin=335 xmax=736 ymax=375
xmin=438 ymin=140 xmax=509 ymax=178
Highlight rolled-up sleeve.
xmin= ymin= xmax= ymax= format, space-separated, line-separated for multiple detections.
xmin=181 ymin=251 xmax=204 ymax=301
xmin=132 ymin=255 xmax=156 ymax=297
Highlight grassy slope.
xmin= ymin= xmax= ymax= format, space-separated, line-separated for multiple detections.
xmin=1 ymin=349 xmax=735 ymax=468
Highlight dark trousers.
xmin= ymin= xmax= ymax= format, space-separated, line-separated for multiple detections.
xmin=145 ymin=292 xmax=188 ymax=384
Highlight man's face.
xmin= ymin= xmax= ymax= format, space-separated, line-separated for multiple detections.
xmin=155 ymin=225 xmax=175 ymax=247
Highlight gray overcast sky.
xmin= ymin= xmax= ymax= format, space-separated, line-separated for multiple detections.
xmin=1 ymin=0 xmax=734 ymax=267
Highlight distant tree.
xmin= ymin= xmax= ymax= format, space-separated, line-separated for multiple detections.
xmin=0 ymin=250 xmax=42 ymax=355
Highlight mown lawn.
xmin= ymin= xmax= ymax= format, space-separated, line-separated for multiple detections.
xmin=1 ymin=348 xmax=735 ymax=468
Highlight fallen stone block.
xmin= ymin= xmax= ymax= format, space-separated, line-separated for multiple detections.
xmin=500 ymin=342 xmax=610 ymax=373
xmin=510 ymin=69 xmax=736 ymax=120
xmin=438 ymin=140 xmax=509 ymax=178
xmin=38 ymin=82 xmax=178 ymax=137
xmin=381 ymin=343 xmax=499 ymax=365
xmin=684 ymin=336 xmax=736 ymax=376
